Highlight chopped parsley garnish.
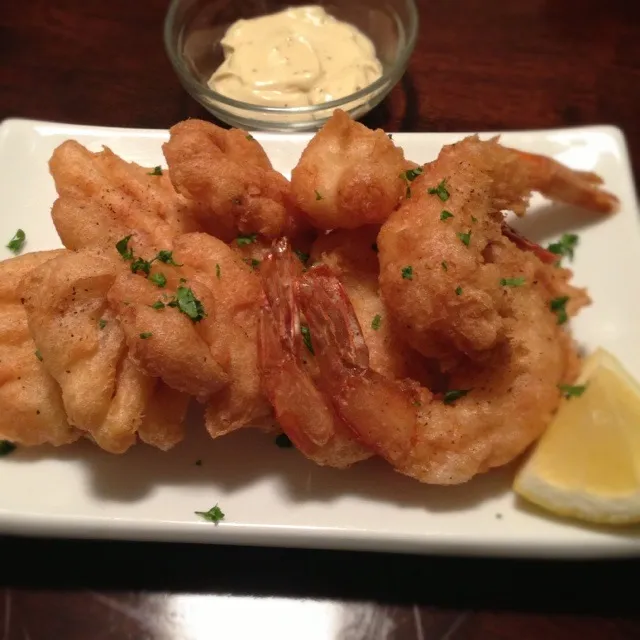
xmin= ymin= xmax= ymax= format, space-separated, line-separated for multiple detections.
xmin=401 ymin=266 xmax=413 ymax=280
xmin=547 ymin=234 xmax=579 ymax=261
xmin=215 ymin=263 xmax=221 ymax=279
xmin=400 ymin=166 xmax=423 ymax=198
xmin=455 ymin=286 xmax=462 ymax=295
xmin=98 ymin=318 xmax=107 ymax=329
xmin=371 ymin=243 xmax=378 ymax=253
xmin=116 ymin=235 xmax=134 ymax=260
xmin=371 ymin=314 xmax=382 ymax=330
xmin=428 ymin=178 xmax=450 ymax=202
xmin=6 ymin=229 xmax=25 ymax=254
xmin=558 ymin=383 xmax=587 ymax=399
xmin=246 ymin=134 xmax=255 ymax=141
xmin=471 ymin=216 xmax=478 ymax=223
xmin=275 ymin=433 xmax=293 ymax=448
xmin=443 ymin=389 xmax=470 ymax=405
xmin=500 ymin=277 xmax=526 ymax=287
xmin=195 ymin=504 xmax=225 ymax=524
xmin=167 ymin=286 xmax=207 ymax=322
xmin=412 ymin=400 xmax=422 ymax=407
xmin=441 ymin=261 xmax=448 ymax=271
xmin=550 ymin=296 xmax=569 ymax=325
xmin=148 ymin=166 xmax=163 ymax=176
xmin=236 ymin=234 xmax=257 ymax=246
xmin=440 ymin=210 xmax=454 ymax=221
xmin=301 ymin=324 xmax=314 ymax=354
xmin=131 ymin=257 xmax=151 ymax=275
xmin=139 ymin=332 xmax=153 ymax=339
xmin=155 ymin=250 xmax=182 ymax=266
xmin=315 ymin=190 xmax=323 ymax=201
xmin=0 ymin=441 xmax=16 ymax=456
xmin=295 ymin=249 xmax=310 ymax=265
xmin=457 ymin=230 xmax=472 ymax=247
xmin=243 ymin=258 xmax=260 ymax=270
xmin=149 ymin=272 xmax=167 ymax=287
xmin=403 ymin=167 xmax=423 ymax=181
xmin=151 ymin=300 xmax=165 ymax=310
xmin=35 ymin=350 xmax=43 ymax=362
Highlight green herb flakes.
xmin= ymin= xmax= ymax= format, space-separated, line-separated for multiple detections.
xmin=6 ymin=229 xmax=25 ymax=254
xmin=195 ymin=504 xmax=225 ymax=524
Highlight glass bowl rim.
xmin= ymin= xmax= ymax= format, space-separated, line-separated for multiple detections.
xmin=163 ymin=0 xmax=419 ymax=115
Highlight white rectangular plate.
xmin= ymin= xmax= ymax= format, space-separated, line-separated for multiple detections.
xmin=1 ymin=118 xmax=639 ymax=558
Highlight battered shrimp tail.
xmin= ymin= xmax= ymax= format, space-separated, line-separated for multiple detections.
xmin=296 ymin=267 xmax=425 ymax=468
xmin=258 ymin=239 xmax=372 ymax=468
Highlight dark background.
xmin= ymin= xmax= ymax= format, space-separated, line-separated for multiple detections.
xmin=1 ymin=0 xmax=639 ymax=638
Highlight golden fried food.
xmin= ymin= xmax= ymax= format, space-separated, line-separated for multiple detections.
xmin=107 ymin=267 xmax=228 ymax=402
xmin=50 ymin=140 xmax=200 ymax=253
xmin=107 ymin=232 xmax=272 ymax=437
xmin=163 ymin=119 xmax=304 ymax=242
xmin=0 ymin=109 xmax=621 ymax=496
xmin=290 ymin=109 xmax=409 ymax=230
xmin=258 ymin=239 xmax=372 ymax=468
xmin=0 ymin=251 xmax=78 ymax=447
xmin=20 ymin=248 xmax=172 ymax=454
xmin=296 ymin=263 xmax=571 ymax=485
xmin=377 ymin=134 xmax=619 ymax=363
xmin=138 ymin=381 xmax=191 ymax=451
xmin=310 ymin=227 xmax=442 ymax=388
xmin=171 ymin=233 xmax=273 ymax=438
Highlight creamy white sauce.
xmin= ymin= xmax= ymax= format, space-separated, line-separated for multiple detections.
xmin=208 ymin=6 xmax=383 ymax=107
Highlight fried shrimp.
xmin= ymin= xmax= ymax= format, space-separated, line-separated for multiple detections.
xmin=290 ymin=109 xmax=410 ymax=230
xmin=378 ymin=135 xmax=619 ymax=362
xmin=258 ymin=238 xmax=372 ymax=468
xmin=107 ymin=232 xmax=273 ymax=437
xmin=296 ymin=264 xmax=574 ymax=485
xmin=50 ymin=140 xmax=200 ymax=253
xmin=20 ymin=248 xmax=174 ymax=454
xmin=107 ymin=267 xmax=228 ymax=402
xmin=310 ymin=227 xmax=442 ymax=387
xmin=170 ymin=233 xmax=274 ymax=438
xmin=0 ymin=251 xmax=79 ymax=447
xmin=163 ymin=119 xmax=303 ymax=242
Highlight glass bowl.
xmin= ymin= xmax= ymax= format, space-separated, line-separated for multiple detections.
xmin=164 ymin=0 xmax=419 ymax=131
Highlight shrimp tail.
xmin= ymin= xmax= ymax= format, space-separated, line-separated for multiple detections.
xmin=258 ymin=238 xmax=334 ymax=449
xmin=296 ymin=267 xmax=424 ymax=465
xmin=514 ymin=149 xmax=620 ymax=214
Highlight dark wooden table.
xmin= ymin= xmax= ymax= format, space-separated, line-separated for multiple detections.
xmin=2 ymin=0 xmax=640 ymax=638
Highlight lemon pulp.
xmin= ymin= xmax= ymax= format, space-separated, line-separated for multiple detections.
xmin=514 ymin=348 xmax=640 ymax=525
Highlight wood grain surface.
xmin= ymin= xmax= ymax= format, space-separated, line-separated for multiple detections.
xmin=1 ymin=0 xmax=639 ymax=638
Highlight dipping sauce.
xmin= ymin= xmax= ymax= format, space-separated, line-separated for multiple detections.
xmin=208 ymin=6 xmax=383 ymax=107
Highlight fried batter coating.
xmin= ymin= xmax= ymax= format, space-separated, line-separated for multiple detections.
xmin=296 ymin=264 xmax=572 ymax=485
xmin=0 ymin=251 xmax=78 ymax=447
xmin=138 ymin=381 xmax=191 ymax=451
xmin=107 ymin=233 xmax=272 ymax=437
xmin=50 ymin=140 xmax=200 ymax=253
xmin=107 ymin=267 xmax=228 ymax=402
xmin=310 ymin=227 xmax=442 ymax=387
xmin=378 ymin=135 xmax=619 ymax=362
xmin=171 ymin=233 xmax=274 ymax=438
xmin=290 ymin=109 xmax=409 ymax=230
xmin=162 ymin=119 xmax=303 ymax=241
xmin=21 ymin=248 xmax=160 ymax=453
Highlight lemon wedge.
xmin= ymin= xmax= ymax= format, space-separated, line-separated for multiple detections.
xmin=514 ymin=347 xmax=640 ymax=525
